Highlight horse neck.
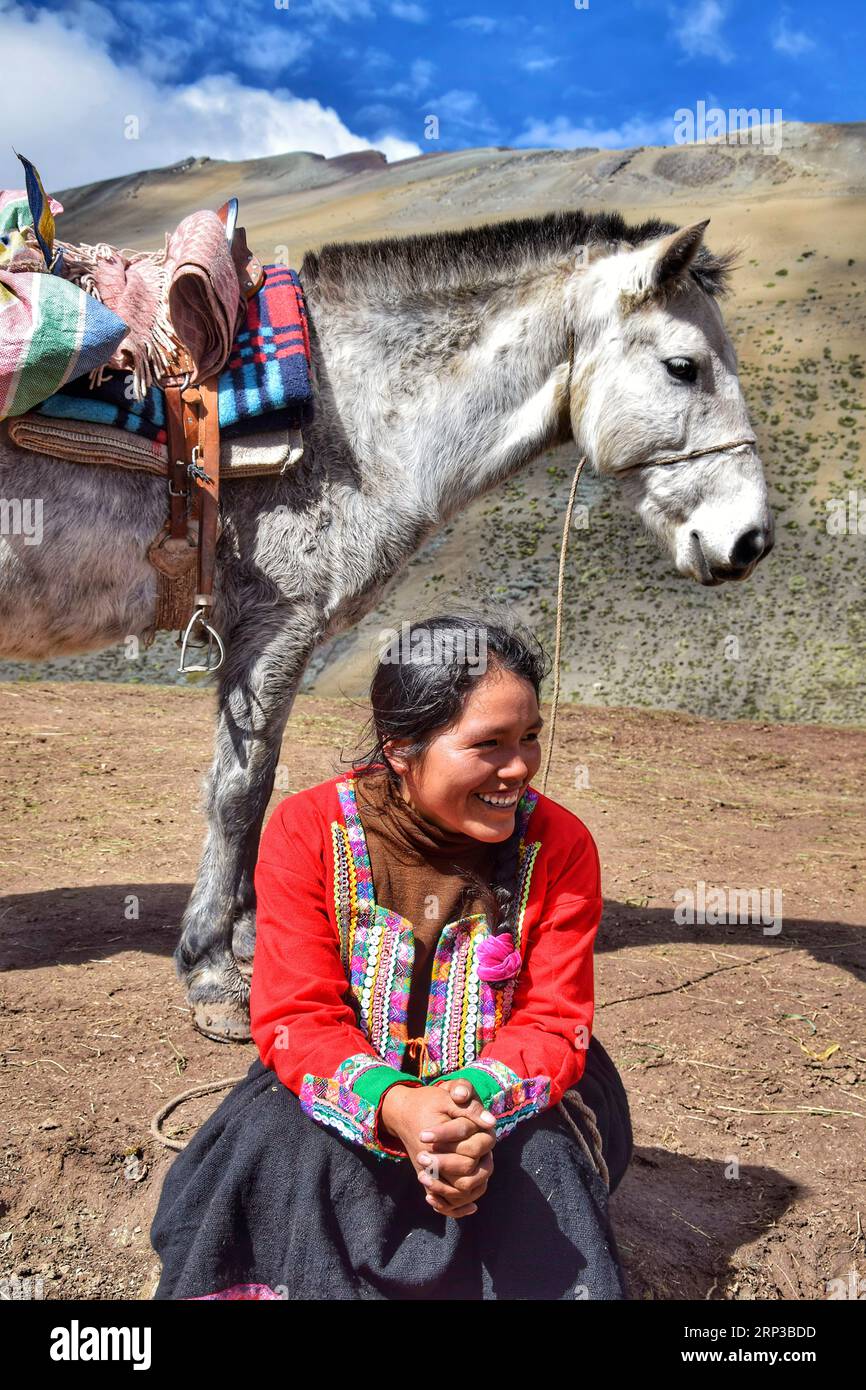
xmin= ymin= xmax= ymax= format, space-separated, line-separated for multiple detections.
xmin=310 ymin=262 xmax=576 ymax=526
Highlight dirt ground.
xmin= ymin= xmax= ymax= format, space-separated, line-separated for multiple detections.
xmin=0 ymin=681 xmax=863 ymax=1302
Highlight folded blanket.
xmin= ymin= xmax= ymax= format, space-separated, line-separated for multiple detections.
xmin=0 ymin=181 xmax=129 ymax=420
xmin=5 ymin=414 xmax=305 ymax=479
xmin=6 ymin=415 xmax=167 ymax=475
xmin=54 ymin=209 xmax=244 ymax=398
xmin=34 ymin=264 xmax=314 ymax=442
xmin=32 ymin=361 xmax=168 ymax=441
xmin=223 ymin=264 xmax=312 ymax=425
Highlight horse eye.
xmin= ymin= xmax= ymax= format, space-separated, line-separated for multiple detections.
xmin=664 ymin=357 xmax=698 ymax=382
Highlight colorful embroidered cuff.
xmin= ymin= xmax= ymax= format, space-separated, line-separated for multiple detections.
xmin=299 ymin=1053 xmax=421 ymax=1161
xmin=433 ymin=1059 xmax=551 ymax=1138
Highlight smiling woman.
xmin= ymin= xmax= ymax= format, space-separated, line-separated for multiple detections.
xmin=365 ymin=632 xmax=546 ymax=839
xmin=149 ymin=610 xmax=633 ymax=1300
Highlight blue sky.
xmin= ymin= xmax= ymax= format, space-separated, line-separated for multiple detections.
xmin=0 ymin=0 xmax=863 ymax=189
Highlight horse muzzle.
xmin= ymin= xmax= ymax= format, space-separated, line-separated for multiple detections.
xmin=690 ymin=522 xmax=774 ymax=585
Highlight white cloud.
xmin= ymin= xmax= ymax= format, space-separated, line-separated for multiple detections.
xmin=361 ymin=46 xmax=396 ymax=71
xmin=772 ymin=14 xmax=815 ymax=57
xmin=0 ymin=2 xmax=420 ymax=190
xmin=453 ymin=14 xmax=500 ymax=32
xmin=374 ymin=58 xmax=436 ymax=100
xmin=520 ymin=54 xmax=560 ymax=74
xmin=390 ymin=1 xmax=428 ymax=21
xmin=58 ymin=0 xmax=123 ymax=42
xmin=411 ymin=58 xmax=436 ymax=91
xmin=231 ymin=31 xmax=314 ymax=80
xmin=427 ymin=89 xmax=498 ymax=135
xmin=296 ymin=0 xmax=375 ymax=18
xmin=354 ymin=102 xmax=402 ymax=126
xmin=669 ymin=0 xmax=734 ymax=63
xmin=513 ymin=115 xmax=674 ymax=150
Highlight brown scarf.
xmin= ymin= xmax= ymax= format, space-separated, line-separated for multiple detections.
xmin=353 ymin=765 xmax=499 ymax=1076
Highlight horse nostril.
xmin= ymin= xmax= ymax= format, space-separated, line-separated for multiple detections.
xmin=730 ymin=527 xmax=766 ymax=568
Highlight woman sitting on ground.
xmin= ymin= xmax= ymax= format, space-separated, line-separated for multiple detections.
xmin=150 ymin=611 xmax=633 ymax=1300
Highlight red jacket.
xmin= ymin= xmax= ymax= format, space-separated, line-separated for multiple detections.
xmin=250 ymin=768 xmax=602 ymax=1160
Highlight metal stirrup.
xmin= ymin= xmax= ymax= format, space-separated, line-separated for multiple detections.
xmin=178 ymin=603 xmax=226 ymax=673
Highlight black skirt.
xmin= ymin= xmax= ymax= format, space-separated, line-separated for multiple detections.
xmin=150 ymin=1035 xmax=633 ymax=1301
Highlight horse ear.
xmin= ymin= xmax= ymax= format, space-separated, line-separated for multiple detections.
xmin=617 ymin=219 xmax=711 ymax=311
xmin=649 ymin=219 xmax=710 ymax=287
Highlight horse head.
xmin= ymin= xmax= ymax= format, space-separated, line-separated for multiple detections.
xmin=567 ymin=219 xmax=773 ymax=584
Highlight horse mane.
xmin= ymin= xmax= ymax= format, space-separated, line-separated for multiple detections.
xmin=300 ymin=209 xmax=736 ymax=300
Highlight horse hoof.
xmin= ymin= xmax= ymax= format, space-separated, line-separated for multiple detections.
xmin=191 ymin=1000 xmax=252 ymax=1044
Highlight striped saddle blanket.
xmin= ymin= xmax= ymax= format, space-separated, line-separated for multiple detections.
xmin=35 ymin=263 xmax=313 ymax=443
xmin=2 ymin=156 xmax=313 ymax=476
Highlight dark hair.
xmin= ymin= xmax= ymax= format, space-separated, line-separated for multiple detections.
xmin=342 ymin=608 xmax=551 ymax=938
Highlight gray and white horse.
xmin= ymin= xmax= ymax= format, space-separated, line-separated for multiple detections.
xmin=0 ymin=210 xmax=773 ymax=1041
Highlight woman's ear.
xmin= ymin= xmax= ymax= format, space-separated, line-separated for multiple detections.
xmin=382 ymin=738 xmax=411 ymax=777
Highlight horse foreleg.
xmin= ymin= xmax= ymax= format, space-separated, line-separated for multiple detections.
xmin=173 ymin=619 xmax=315 ymax=1042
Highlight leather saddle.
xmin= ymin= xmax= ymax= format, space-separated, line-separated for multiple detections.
xmin=145 ymin=198 xmax=264 ymax=672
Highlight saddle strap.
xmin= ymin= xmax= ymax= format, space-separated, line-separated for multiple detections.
xmin=192 ymin=373 xmax=220 ymax=604
xmin=145 ymin=372 xmax=221 ymax=642
xmin=164 ymin=384 xmax=193 ymax=542
xmin=145 ymin=380 xmax=198 ymax=639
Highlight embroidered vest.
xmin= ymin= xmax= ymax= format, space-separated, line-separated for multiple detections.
xmin=330 ymin=776 xmax=541 ymax=1080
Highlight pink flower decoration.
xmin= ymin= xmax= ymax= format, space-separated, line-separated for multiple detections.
xmin=476 ymin=932 xmax=521 ymax=983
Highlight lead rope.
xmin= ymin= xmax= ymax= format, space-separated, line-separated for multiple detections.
xmin=151 ymin=1076 xmax=247 ymax=1152
xmin=540 ymin=333 xmax=584 ymax=799
xmin=558 ymin=1088 xmax=611 ymax=1191
xmin=536 ymin=340 xmax=609 ymax=1187
xmin=536 ymin=437 xmax=610 ymax=1189
xmin=539 ymin=450 xmax=586 ymax=798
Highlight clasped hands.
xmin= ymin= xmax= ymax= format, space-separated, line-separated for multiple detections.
xmin=379 ymin=1079 xmax=497 ymax=1218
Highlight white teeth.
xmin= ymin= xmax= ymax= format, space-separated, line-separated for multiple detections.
xmin=477 ymin=791 xmax=520 ymax=807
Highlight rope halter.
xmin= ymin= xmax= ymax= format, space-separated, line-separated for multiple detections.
xmin=562 ymin=330 xmax=758 ymax=471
